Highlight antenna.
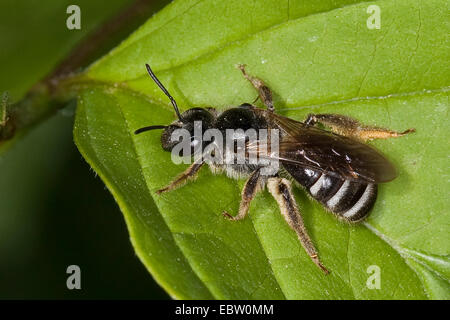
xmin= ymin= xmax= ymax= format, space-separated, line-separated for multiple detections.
xmin=134 ymin=125 xmax=167 ymax=135
xmin=145 ymin=63 xmax=183 ymax=122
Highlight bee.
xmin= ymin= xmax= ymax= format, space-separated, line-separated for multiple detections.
xmin=135 ymin=63 xmax=415 ymax=274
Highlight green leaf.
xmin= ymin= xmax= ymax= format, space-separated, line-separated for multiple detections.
xmin=74 ymin=0 xmax=449 ymax=299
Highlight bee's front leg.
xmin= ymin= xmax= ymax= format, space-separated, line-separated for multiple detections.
xmin=237 ymin=64 xmax=274 ymax=112
xmin=156 ymin=160 xmax=204 ymax=194
xmin=223 ymin=169 xmax=262 ymax=221
xmin=267 ymin=177 xmax=329 ymax=274
xmin=305 ymin=113 xmax=415 ymax=142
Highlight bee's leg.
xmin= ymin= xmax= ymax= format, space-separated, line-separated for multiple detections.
xmin=267 ymin=177 xmax=329 ymax=274
xmin=223 ymin=169 xmax=262 ymax=221
xmin=237 ymin=64 xmax=274 ymax=112
xmin=305 ymin=113 xmax=415 ymax=142
xmin=156 ymin=161 xmax=204 ymax=194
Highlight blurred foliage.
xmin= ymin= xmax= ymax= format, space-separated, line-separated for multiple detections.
xmin=0 ymin=0 xmax=169 ymax=299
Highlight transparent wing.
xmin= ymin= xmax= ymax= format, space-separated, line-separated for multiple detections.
xmin=247 ymin=112 xmax=397 ymax=183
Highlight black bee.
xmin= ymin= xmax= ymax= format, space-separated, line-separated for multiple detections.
xmin=135 ymin=63 xmax=415 ymax=274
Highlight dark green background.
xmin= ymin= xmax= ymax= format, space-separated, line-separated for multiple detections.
xmin=0 ymin=0 xmax=171 ymax=299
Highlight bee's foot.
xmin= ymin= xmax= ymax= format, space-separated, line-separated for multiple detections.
xmin=222 ymin=211 xmax=237 ymax=220
xmin=155 ymin=188 xmax=167 ymax=195
xmin=236 ymin=63 xmax=247 ymax=71
xmin=310 ymin=254 xmax=330 ymax=275
xmin=222 ymin=211 xmax=233 ymax=219
xmin=401 ymin=128 xmax=416 ymax=135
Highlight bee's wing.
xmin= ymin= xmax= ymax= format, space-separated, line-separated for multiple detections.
xmin=249 ymin=112 xmax=397 ymax=183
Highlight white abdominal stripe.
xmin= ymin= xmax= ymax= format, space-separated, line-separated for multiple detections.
xmin=307 ymin=172 xmax=377 ymax=222
xmin=341 ymin=184 xmax=376 ymax=221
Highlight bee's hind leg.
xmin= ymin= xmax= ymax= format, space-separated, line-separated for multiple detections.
xmin=267 ymin=177 xmax=329 ymax=274
xmin=305 ymin=113 xmax=415 ymax=142
xmin=237 ymin=64 xmax=274 ymax=112
xmin=156 ymin=160 xmax=204 ymax=194
xmin=223 ymin=169 xmax=262 ymax=221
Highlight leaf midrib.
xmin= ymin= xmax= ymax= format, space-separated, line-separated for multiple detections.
xmin=74 ymin=72 xmax=450 ymax=117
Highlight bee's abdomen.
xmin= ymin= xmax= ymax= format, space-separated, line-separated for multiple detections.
xmin=285 ymin=167 xmax=377 ymax=222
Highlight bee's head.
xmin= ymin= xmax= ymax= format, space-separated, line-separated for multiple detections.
xmin=135 ymin=64 xmax=215 ymax=154
xmin=159 ymin=107 xmax=214 ymax=152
